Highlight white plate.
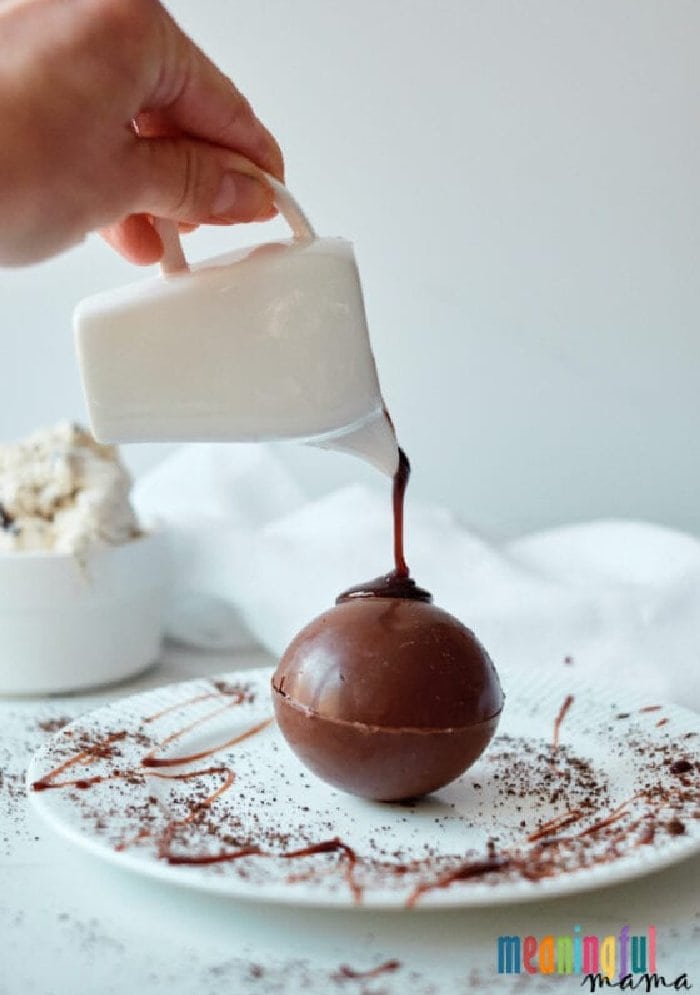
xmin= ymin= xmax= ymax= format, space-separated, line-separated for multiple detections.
xmin=27 ymin=666 xmax=699 ymax=909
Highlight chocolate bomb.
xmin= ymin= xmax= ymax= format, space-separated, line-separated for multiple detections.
xmin=272 ymin=594 xmax=503 ymax=801
xmin=271 ymin=447 xmax=505 ymax=802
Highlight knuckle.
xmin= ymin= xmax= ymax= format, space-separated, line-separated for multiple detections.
xmin=221 ymin=97 xmax=257 ymax=144
xmin=172 ymin=144 xmax=209 ymax=218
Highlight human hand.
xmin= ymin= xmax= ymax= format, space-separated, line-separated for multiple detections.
xmin=0 ymin=0 xmax=284 ymax=266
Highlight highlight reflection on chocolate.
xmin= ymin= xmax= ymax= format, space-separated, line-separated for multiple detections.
xmin=272 ymin=597 xmax=504 ymax=801
xmin=272 ymin=446 xmax=505 ymax=801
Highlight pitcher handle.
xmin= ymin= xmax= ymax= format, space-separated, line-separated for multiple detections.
xmin=155 ymin=155 xmax=316 ymax=275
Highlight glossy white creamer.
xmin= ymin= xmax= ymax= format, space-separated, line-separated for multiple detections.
xmin=74 ymin=171 xmax=399 ymax=476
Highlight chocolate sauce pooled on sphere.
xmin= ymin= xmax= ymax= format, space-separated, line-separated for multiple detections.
xmin=271 ymin=449 xmax=504 ymax=802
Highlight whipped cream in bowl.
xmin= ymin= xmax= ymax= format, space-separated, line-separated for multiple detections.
xmin=0 ymin=422 xmax=167 ymax=694
xmin=0 ymin=421 xmax=140 ymax=556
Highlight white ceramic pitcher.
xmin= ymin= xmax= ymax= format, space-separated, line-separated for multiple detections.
xmin=74 ymin=164 xmax=399 ymax=476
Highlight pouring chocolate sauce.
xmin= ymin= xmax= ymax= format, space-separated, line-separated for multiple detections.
xmin=337 ymin=448 xmax=432 ymax=604
xmin=271 ymin=424 xmax=505 ymax=802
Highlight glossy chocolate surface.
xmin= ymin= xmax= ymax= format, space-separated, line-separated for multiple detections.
xmin=273 ymin=692 xmax=501 ymax=801
xmin=272 ymin=598 xmax=504 ymax=801
xmin=273 ymin=598 xmax=503 ymax=730
xmin=271 ymin=437 xmax=504 ymax=801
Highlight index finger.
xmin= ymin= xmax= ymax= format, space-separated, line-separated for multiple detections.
xmin=144 ymin=4 xmax=284 ymax=181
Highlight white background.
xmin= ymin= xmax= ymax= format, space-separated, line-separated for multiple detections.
xmin=1 ymin=0 xmax=699 ymax=539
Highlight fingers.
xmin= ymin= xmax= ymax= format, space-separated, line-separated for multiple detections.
xmin=100 ymin=214 xmax=163 ymax=265
xmin=98 ymin=0 xmax=285 ymax=265
xmin=100 ymin=148 xmax=277 ymax=266
xmin=100 ymin=215 xmax=200 ymax=265
xmin=123 ymin=135 xmax=276 ymax=225
xmin=146 ymin=4 xmax=284 ymax=182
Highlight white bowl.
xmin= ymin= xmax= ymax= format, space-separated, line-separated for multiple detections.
xmin=0 ymin=531 xmax=168 ymax=695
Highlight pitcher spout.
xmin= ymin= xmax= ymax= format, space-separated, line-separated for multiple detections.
xmin=308 ymin=409 xmax=400 ymax=477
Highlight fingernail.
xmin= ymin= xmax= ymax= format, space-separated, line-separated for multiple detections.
xmin=212 ymin=172 xmax=271 ymax=219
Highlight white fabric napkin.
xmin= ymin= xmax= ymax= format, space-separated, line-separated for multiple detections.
xmin=134 ymin=444 xmax=700 ymax=712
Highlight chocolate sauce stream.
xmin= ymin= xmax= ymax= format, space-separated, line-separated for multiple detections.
xmin=393 ymin=448 xmax=410 ymax=578
xmin=337 ymin=446 xmax=432 ymax=604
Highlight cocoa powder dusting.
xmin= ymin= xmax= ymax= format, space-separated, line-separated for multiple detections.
xmin=28 ymin=678 xmax=700 ymax=909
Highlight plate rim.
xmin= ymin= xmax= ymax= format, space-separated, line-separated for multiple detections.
xmin=27 ymin=666 xmax=700 ymax=911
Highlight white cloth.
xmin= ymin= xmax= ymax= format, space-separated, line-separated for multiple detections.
xmin=134 ymin=444 xmax=700 ymax=711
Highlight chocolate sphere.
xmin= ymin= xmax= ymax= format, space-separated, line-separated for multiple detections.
xmin=271 ymin=596 xmax=504 ymax=801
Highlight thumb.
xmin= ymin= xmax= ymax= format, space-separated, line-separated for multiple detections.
xmin=122 ymin=136 xmax=275 ymax=224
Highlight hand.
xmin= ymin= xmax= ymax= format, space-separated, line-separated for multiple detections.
xmin=0 ymin=0 xmax=284 ymax=266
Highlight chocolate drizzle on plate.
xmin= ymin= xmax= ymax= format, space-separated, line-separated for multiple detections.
xmin=29 ymin=678 xmax=700 ymax=908
xmin=552 ymin=694 xmax=575 ymax=752
xmin=29 ymin=678 xmax=366 ymax=900
xmin=141 ymin=716 xmax=271 ymax=768
xmin=333 ymin=960 xmax=401 ymax=981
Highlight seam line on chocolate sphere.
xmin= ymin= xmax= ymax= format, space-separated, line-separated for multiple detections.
xmin=270 ymin=691 xmax=505 ymax=733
